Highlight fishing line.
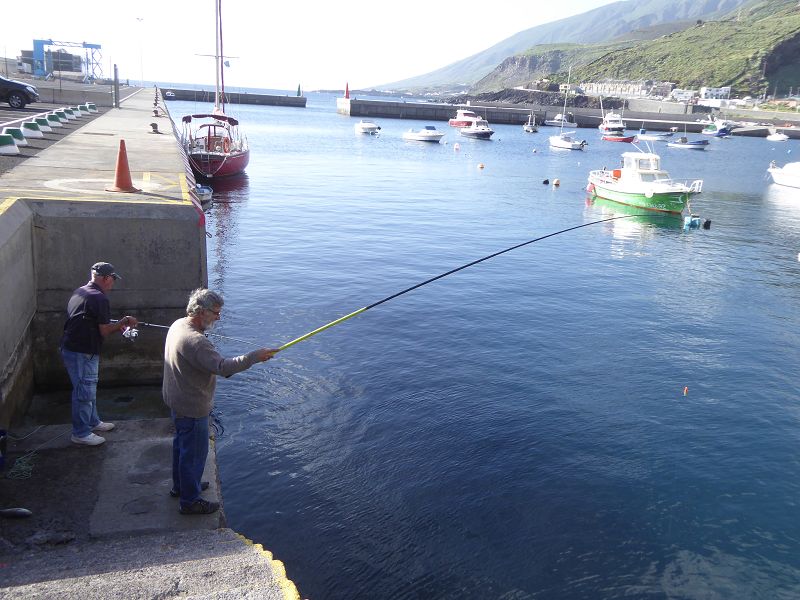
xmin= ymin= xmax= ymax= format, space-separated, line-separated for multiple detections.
xmin=111 ymin=320 xmax=261 ymax=347
xmin=277 ymin=215 xmax=643 ymax=352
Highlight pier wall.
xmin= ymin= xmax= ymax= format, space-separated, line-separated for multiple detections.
xmin=162 ymin=88 xmax=307 ymax=107
xmin=336 ymin=98 xmax=730 ymax=133
xmin=28 ymin=200 xmax=208 ymax=392
xmin=0 ymin=200 xmax=36 ymax=426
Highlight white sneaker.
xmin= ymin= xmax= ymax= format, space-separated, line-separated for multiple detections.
xmin=71 ymin=433 xmax=106 ymax=446
xmin=92 ymin=421 xmax=115 ymax=432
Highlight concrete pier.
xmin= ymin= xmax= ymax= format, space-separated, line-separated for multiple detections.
xmin=162 ymin=87 xmax=307 ymax=107
xmin=0 ymin=89 xmax=300 ymax=599
xmin=336 ymin=97 xmax=800 ymax=137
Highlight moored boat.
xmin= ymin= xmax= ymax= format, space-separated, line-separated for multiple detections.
xmin=598 ymin=111 xmax=625 ymax=133
xmin=459 ymin=118 xmax=494 ymax=139
xmin=403 ymin=125 xmax=445 ymax=142
xmin=544 ymin=113 xmax=577 ymax=128
xmin=767 ymin=161 xmax=800 ymax=188
xmin=701 ymin=121 xmax=733 ymax=137
xmin=637 ymin=128 xmax=673 ymax=141
xmin=523 ymin=113 xmax=537 ymax=133
xmin=766 ymin=130 xmax=789 ymax=142
xmin=587 ymin=151 xmax=703 ymax=214
xmin=602 ymin=133 xmax=636 ymax=143
xmin=448 ymin=109 xmax=481 ymax=128
xmin=180 ymin=0 xmax=249 ymax=179
xmin=667 ymin=136 xmax=708 ymax=150
xmin=354 ymin=119 xmax=381 ymax=135
xmin=550 ymin=131 xmax=587 ymax=150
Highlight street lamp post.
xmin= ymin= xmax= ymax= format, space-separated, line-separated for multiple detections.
xmin=136 ymin=17 xmax=144 ymax=87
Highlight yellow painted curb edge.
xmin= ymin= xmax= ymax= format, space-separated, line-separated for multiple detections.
xmin=234 ymin=531 xmax=302 ymax=600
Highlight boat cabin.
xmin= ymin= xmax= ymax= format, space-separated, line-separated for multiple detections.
xmin=618 ymin=152 xmax=670 ymax=182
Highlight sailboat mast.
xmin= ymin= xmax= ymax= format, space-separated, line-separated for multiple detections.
xmin=214 ymin=0 xmax=221 ymax=111
xmin=218 ymin=0 xmax=226 ymax=113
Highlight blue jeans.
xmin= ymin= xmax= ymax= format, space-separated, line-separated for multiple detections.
xmin=61 ymin=349 xmax=101 ymax=438
xmin=171 ymin=412 xmax=210 ymax=507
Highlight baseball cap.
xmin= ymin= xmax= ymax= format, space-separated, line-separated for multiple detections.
xmin=91 ymin=262 xmax=122 ymax=280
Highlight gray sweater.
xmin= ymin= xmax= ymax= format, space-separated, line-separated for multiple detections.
xmin=162 ymin=317 xmax=260 ymax=418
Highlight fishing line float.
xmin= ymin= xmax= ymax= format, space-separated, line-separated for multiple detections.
xmin=276 ymin=215 xmax=642 ymax=352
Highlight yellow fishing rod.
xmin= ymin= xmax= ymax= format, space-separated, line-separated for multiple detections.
xmin=277 ymin=215 xmax=640 ymax=352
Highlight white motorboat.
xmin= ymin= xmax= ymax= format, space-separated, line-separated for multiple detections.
xmin=598 ymin=111 xmax=625 ymax=133
xmin=637 ymin=128 xmax=673 ymax=141
xmin=448 ymin=109 xmax=481 ymax=128
xmin=766 ymin=130 xmax=789 ymax=142
xmin=549 ymin=131 xmax=587 ymax=150
xmin=459 ymin=118 xmax=494 ymax=139
xmin=667 ymin=136 xmax=708 ymax=150
xmin=544 ymin=113 xmax=577 ymax=128
xmin=403 ymin=125 xmax=445 ymax=142
xmin=523 ymin=113 xmax=538 ymax=133
xmin=354 ymin=119 xmax=381 ymax=135
xmin=768 ymin=161 xmax=800 ymax=188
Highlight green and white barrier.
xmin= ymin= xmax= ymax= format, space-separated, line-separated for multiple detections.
xmin=21 ymin=122 xmax=44 ymax=138
xmin=0 ymin=133 xmax=20 ymax=155
xmin=86 ymin=103 xmax=98 ymax=113
xmin=46 ymin=113 xmax=64 ymax=127
xmin=2 ymin=127 xmax=28 ymax=146
xmin=54 ymin=111 xmax=69 ymax=123
xmin=34 ymin=117 xmax=52 ymax=133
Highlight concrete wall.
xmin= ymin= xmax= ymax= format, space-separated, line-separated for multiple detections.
xmin=162 ymin=88 xmax=307 ymax=107
xmin=27 ymin=200 xmax=208 ymax=391
xmin=0 ymin=200 xmax=36 ymax=426
xmin=34 ymin=86 xmax=117 ymax=107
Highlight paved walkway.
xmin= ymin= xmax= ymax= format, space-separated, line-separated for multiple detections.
xmin=0 ymin=91 xmax=301 ymax=599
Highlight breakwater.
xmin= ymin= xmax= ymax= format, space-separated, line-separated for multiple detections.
xmin=337 ymin=97 xmax=800 ymax=137
xmin=162 ymin=87 xmax=307 ymax=107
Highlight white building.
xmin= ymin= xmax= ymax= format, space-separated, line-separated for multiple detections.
xmin=699 ymin=86 xmax=731 ymax=99
xmin=670 ymin=88 xmax=698 ymax=102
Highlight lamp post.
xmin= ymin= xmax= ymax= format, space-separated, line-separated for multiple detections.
xmin=136 ymin=17 xmax=144 ymax=87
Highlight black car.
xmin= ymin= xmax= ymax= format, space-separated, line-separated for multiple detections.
xmin=0 ymin=75 xmax=40 ymax=109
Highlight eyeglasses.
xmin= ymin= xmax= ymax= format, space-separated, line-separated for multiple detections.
xmin=207 ymin=308 xmax=221 ymax=316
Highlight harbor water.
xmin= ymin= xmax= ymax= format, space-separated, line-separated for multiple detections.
xmin=172 ymin=93 xmax=800 ymax=599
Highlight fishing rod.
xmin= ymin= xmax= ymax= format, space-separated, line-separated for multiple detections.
xmin=111 ymin=319 xmax=261 ymax=347
xmin=276 ymin=215 xmax=641 ymax=352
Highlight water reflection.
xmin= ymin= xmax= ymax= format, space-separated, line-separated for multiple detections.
xmin=206 ymin=174 xmax=250 ymax=289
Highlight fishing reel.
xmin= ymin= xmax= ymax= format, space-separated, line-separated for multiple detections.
xmin=122 ymin=326 xmax=139 ymax=342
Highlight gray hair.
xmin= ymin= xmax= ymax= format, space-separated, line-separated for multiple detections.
xmin=186 ymin=288 xmax=224 ymax=316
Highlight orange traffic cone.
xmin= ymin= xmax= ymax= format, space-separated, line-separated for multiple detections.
xmin=105 ymin=139 xmax=140 ymax=193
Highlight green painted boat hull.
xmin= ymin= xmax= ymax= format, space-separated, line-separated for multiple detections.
xmin=590 ymin=184 xmax=690 ymax=214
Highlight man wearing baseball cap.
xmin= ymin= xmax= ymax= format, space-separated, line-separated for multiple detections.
xmin=60 ymin=262 xmax=138 ymax=446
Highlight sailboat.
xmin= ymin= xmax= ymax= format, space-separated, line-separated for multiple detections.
xmin=180 ymin=0 xmax=249 ymax=179
xmin=523 ymin=112 xmax=538 ymax=133
xmin=549 ymin=67 xmax=586 ymax=150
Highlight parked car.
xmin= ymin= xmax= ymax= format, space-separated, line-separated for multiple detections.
xmin=0 ymin=75 xmax=40 ymax=109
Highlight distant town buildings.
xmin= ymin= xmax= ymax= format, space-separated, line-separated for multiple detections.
xmin=699 ymin=86 xmax=731 ymax=99
xmin=580 ymin=78 xmax=676 ymax=99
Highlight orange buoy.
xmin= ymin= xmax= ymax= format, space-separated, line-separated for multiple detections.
xmin=683 ymin=386 xmax=689 ymax=396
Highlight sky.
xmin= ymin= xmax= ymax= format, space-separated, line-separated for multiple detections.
xmin=2 ymin=0 xmax=615 ymax=91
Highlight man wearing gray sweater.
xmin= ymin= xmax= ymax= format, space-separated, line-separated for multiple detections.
xmin=163 ymin=288 xmax=277 ymax=515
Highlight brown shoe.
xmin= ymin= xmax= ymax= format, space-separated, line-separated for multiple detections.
xmin=179 ymin=498 xmax=219 ymax=515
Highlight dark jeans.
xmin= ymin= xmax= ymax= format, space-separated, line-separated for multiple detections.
xmin=171 ymin=412 xmax=210 ymax=507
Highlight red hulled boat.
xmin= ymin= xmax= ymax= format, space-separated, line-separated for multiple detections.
xmin=180 ymin=0 xmax=249 ymax=179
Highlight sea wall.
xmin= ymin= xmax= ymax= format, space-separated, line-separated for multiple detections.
xmin=0 ymin=200 xmax=36 ymax=427
xmin=28 ymin=199 xmax=208 ymax=391
xmin=162 ymin=88 xmax=307 ymax=107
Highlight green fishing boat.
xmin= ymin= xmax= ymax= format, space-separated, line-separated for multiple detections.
xmin=587 ymin=151 xmax=703 ymax=214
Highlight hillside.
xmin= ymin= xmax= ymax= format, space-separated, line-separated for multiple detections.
xmin=380 ymin=0 xmax=750 ymax=91
xmin=570 ymin=0 xmax=800 ymax=96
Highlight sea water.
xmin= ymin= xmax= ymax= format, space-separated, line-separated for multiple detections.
xmin=171 ymin=93 xmax=800 ymax=599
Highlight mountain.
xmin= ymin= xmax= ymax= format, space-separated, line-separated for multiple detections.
xmin=568 ymin=0 xmax=800 ymax=96
xmin=380 ymin=0 xmax=751 ymax=91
